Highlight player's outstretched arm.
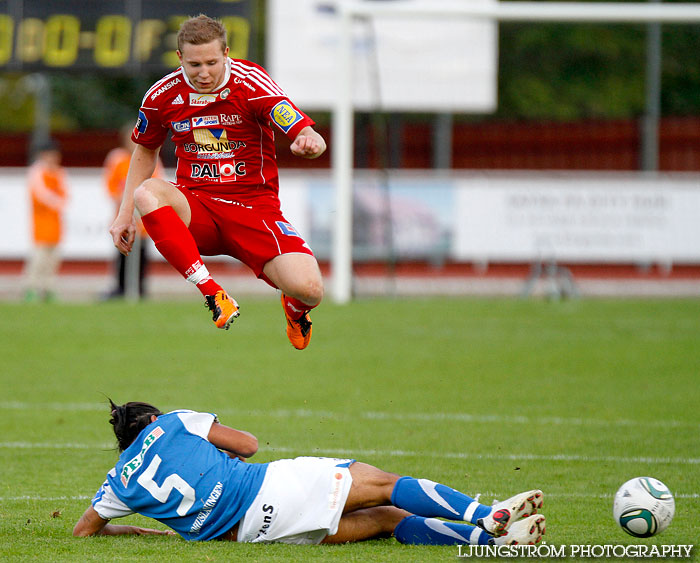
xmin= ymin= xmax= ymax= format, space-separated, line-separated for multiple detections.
xmin=290 ymin=126 xmax=327 ymax=159
xmin=109 ymin=144 xmax=160 ymax=256
xmin=73 ymin=506 xmax=175 ymax=537
xmin=208 ymin=422 xmax=258 ymax=459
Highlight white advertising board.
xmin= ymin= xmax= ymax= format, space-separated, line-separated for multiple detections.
xmin=1 ymin=168 xmax=698 ymax=264
xmin=266 ymin=0 xmax=498 ymax=111
xmin=454 ymin=172 xmax=700 ymax=263
xmin=0 ymin=168 xmax=309 ymax=261
xmin=0 ymin=169 xmax=114 ymax=259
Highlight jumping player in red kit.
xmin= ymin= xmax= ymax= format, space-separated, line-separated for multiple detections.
xmin=110 ymin=15 xmax=325 ymax=349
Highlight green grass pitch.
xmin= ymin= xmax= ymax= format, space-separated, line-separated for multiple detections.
xmin=0 ymin=297 xmax=698 ymax=561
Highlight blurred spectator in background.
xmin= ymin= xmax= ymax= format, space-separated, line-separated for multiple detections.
xmin=103 ymin=123 xmax=163 ymax=300
xmin=24 ymin=138 xmax=69 ymax=302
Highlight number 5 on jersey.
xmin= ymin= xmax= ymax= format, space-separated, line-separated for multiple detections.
xmin=137 ymin=454 xmax=195 ymax=516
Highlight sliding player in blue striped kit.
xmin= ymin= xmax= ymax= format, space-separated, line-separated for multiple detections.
xmin=74 ymin=400 xmax=546 ymax=546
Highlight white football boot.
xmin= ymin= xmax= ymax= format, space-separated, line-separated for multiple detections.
xmin=491 ymin=514 xmax=546 ymax=545
xmin=477 ymin=489 xmax=543 ymax=537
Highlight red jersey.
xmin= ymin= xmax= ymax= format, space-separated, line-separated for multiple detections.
xmin=132 ymin=58 xmax=314 ymax=205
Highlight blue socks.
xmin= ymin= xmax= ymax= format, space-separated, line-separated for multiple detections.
xmin=394 ymin=515 xmax=493 ymax=545
xmin=390 ymin=476 xmax=492 ymax=523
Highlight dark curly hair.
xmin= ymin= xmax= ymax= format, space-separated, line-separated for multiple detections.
xmin=109 ymin=399 xmax=163 ymax=452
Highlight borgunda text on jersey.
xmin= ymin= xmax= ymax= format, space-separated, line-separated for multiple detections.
xmin=133 ymin=58 xmax=314 ymax=201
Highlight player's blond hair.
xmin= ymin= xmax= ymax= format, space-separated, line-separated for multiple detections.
xmin=177 ymin=14 xmax=227 ymax=53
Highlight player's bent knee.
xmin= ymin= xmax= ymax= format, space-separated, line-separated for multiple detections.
xmin=287 ymin=276 xmax=323 ymax=307
xmin=322 ymin=506 xmax=408 ymax=544
xmin=134 ymin=178 xmax=177 ymax=214
xmin=348 ymin=462 xmax=400 ymax=506
xmin=133 ymin=180 xmax=159 ymax=212
xmin=302 ymin=279 xmax=324 ymax=306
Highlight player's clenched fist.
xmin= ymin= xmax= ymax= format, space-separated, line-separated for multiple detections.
xmin=290 ymin=126 xmax=327 ymax=159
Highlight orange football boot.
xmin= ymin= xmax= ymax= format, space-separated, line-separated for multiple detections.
xmin=281 ymin=293 xmax=312 ymax=349
xmin=204 ymin=290 xmax=240 ymax=330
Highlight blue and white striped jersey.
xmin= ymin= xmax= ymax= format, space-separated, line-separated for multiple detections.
xmin=91 ymin=410 xmax=268 ymax=541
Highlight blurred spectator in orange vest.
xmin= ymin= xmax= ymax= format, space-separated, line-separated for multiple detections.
xmin=24 ymin=138 xmax=69 ymax=302
xmin=103 ymin=124 xmax=163 ymax=299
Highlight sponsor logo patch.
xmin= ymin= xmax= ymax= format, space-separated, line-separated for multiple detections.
xmin=119 ymin=426 xmax=164 ymax=487
xmin=220 ymin=114 xmax=243 ymax=126
xmin=270 ymin=101 xmax=303 ymax=133
xmin=276 ymin=221 xmax=300 ymax=237
xmin=189 ymin=481 xmax=224 ymax=533
xmin=150 ymin=77 xmax=181 ymax=101
xmin=190 ymin=161 xmax=246 ymax=183
xmin=189 ymin=93 xmax=218 ymax=106
xmin=192 ymin=115 xmax=220 ymax=128
xmin=172 ymin=119 xmax=191 ymax=133
xmin=172 ymin=94 xmax=184 ymax=105
xmin=255 ymin=504 xmax=275 ymax=539
xmin=134 ymin=111 xmax=148 ymax=137
xmin=188 ymin=128 xmax=246 ymax=158
xmin=234 ymin=77 xmax=256 ymax=92
xmin=329 ymin=471 xmax=345 ymax=510
xmin=220 ymin=88 xmax=231 ymax=99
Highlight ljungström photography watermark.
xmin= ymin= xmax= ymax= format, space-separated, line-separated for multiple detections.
xmin=457 ymin=543 xmax=694 ymax=559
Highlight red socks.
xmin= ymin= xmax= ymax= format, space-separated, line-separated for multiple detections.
xmin=141 ymin=206 xmax=221 ymax=297
xmin=282 ymin=294 xmax=317 ymax=320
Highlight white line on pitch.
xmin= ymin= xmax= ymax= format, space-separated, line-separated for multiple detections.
xmin=0 ymin=495 xmax=92 ymax=501
xmin=2 ymin=441 xmax=698 ymax=465
xmin=0 ymin=442 xmax=113 ymax=449
xmin=263 ymin=445 xmax=700 ymax=465
xmin=1 ymin=401 xmax=696 ymax=430
xmin=1 ymin=492 xmax=697 ymax=503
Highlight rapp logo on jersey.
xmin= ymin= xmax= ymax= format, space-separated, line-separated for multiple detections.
xmin=189 ymin=93 xmax=218 ymax=106
xmin=220 ymin=114 xmax=243 ymax=126
xmin=192 ymin=115 xmax=220 ymax=128
xmin=119 ymin=426 xmax=164 ymax=487
xmin=270 ymin=101 xmax=303 ymax=133
xmin=172 ymin=119 xmax=191 ymax=133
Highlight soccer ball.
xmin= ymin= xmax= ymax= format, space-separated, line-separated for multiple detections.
xmin=613 ymin=477 xmax=675 ymax=537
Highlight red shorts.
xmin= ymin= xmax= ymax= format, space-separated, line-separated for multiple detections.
xmin=177 ymin=186 xmax=314 ymax=281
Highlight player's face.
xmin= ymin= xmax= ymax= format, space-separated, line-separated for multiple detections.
xmin=178 ymin=41 xmax=229 ymax=94
xmin=40 ymin=149 xmax=61 ymax=168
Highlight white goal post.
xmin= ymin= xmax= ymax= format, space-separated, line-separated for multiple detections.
xmin=331 ymin=0 xmax=700 ymax=304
